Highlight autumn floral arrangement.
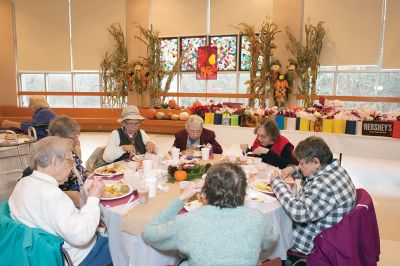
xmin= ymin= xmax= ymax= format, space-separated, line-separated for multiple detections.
xmin=167 ymin=162 xmax=211 ymax=183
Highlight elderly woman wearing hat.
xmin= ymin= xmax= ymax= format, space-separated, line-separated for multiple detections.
xmin=103 ymin=105 xmax=156 ymax=163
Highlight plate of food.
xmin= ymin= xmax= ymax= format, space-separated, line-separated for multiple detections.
xmin=245 ymin=191 xmax=268 ymax=208
xmin=180 ymin=150 xmax=202 ymax=159
xmin=184 ymin=195 xmax=205 ymax=212
xmin=94 ymin=163 xmax=126 ymax=177
xmin=249 ymin=179 xmax=274 ymax=195
xmin=101 ymin=181 xmax=133 ymax=200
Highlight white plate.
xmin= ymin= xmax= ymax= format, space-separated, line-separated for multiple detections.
xmin=184 ymin=199 xmax=204 ymax=212
xmin=249 ymin=179 xmax=274 ymax=195
xmin=94 ymin=163 xmax=126 ymax=177
xmin=100 ymin=181 xmax=134 ymax=200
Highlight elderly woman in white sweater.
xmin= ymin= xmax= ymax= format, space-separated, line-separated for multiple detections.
xmin=103 ymin=105 xmax=156 ymax=163
xmin=9 ymin=136 xmax=112 ymax=266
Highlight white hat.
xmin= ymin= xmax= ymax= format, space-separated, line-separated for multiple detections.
xmin=117 ymin=105 xmax=145 ymax=122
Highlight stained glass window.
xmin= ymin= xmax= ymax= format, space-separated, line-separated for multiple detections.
xmin=240 ymin=35 xmax=262 ymax=71
xmin=180 ymin=36 xmax=207 ymax=71
xmin=160 ymin=38 xmax=178 ymax=71
xmin=209 ymin=35 xmax=237 ymax=71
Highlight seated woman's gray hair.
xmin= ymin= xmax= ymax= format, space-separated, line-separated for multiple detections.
xmin=185 ymin=115 xmax=204 ymax=130
xmin=29 ymin=136 xmax=72 ymax=170
xmin=48 ymin=115 xmax=80 ymax=138
xmin=202 ymin=162 xmax=247 ymax=208
xmin=295 ymin=136 xmax=333 ymax=166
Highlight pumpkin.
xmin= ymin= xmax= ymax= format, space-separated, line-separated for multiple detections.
xmin=174 ymin=170 xmax=188 ymax=181
xmin=192 ymin=100 xmax=202 ymax=108
xmin=168 ymin=99 xmax=178 ymax=109
xmin=140 ymin=108 xmax=156 ymax=119
xmin=166 ymin=111 xmax=173 ymax=117
xmin=179 ymin=112 xmax=190 ymax=121
xmin=171 ymin=114 xmax=179 ymax=120
xmin=156 ymin=112 xmax=165 ymax=120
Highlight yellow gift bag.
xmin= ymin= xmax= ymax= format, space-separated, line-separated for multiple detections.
xmin=204 ymin=113 xmax=214 ymax=124
xmin=299 ymin=118 xmax=310 ymax=131
xmin=322 ymin=119 xmax=333 ymax=133
xmin=333 ymin=119 xmax=346 ymax=134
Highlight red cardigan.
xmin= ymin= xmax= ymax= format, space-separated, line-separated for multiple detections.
xmin=172 ymin=128 xmax=223 ymax=154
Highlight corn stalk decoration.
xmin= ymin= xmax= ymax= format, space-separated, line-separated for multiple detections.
xmin=286 ymin=21 xmax=325 ymax=108
xmin=134 ymin=24 xmax=186 ymax=106
xmin=100 ymin=23 xmax=130 ymax=107
xmin=237 ymin=17 xmax=280 ymax=108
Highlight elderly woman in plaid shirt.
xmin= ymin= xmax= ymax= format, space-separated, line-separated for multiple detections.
xmin=270 ymin=136 xmax=356 ymax=264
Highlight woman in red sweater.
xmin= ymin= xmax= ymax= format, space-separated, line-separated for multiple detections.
xmin=240 ymin=117 xmax=298 ymax=168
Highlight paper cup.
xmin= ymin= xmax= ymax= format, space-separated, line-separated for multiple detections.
xmin=145 ymin=177 xmax=157 ymax=198
xmin=179 ymin=181 xmax=191 ymax=192
xmin=201 ymin=147 xmax=210 ymax=160
xmin=171 ymin=148 xmax=180 ymax=161
xmin=137 ymin=185 xmax=149 ymax=204
xmin=143 ymin=159 xmax=153 ymax=173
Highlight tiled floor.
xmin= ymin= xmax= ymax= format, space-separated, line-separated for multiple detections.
xmin=80 ymin=132 xmax=400 ymax=265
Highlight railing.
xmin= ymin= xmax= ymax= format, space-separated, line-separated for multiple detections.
xmin=17 ymin=91 xmax=400 ymax=104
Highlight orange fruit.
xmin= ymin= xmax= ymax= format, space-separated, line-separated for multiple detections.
xmin=174 ymin=170 xmax=188 ymax=181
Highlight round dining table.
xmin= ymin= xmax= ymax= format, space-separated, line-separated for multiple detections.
xmin=85 ymin=155 xmax=294 ymax=266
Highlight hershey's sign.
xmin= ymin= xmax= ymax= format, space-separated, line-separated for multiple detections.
xmin=362 ymin=121 xmax=393 ymax=137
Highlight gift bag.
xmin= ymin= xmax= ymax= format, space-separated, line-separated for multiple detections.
xmin=299 ymin=118 xmax=310 ymax=131
xmin=222 ymin=114 xmax=231 ymax=126
xmin=214 ymin=113 xmax=222 ymax=125
xmin=345 ymin=120 xmax=357 ymax=135
xmin=275 ymin=115 xmax=285 ymax=130
xmin=230 ymin=115 xmax=239 ymax=126
xmin=333 ymin=119 xmax=346 ymax=134
xmin=392 ymin=121 xmax=400 ymax=139
xmin=286 ymin=117 xmax=296 ymax=131
xmin=204 ymin=113 xmax=214 ymax=124
xmin=322 ymin=119 xmax=333 ymax=133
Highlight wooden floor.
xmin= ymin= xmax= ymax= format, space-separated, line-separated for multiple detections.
xmin=79 ymin=132 xmax=400 ymax=265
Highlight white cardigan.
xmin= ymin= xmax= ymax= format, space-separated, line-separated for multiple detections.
xmin=103 ymin=129 xmax=153 ymax=163
xmin=9 ymin=171 xmax=100 ymax=265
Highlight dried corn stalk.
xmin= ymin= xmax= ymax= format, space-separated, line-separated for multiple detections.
xmin=286 ymin=21 xmax=325 ymax=107
xmin=100 ymin=23 xmax=130 ymax=107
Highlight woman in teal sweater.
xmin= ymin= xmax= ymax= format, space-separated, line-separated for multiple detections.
xmin=142 ymin=162 xmax=279 ymax=266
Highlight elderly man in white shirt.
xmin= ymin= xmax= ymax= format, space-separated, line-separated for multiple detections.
xmin=103 ymin=105 xmax=156 ymax=163
xmin=9 ymin=136 xmax=112 ymax=266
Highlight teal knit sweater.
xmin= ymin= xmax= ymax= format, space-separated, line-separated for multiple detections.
xmin=142 ymin=198 xmax=279 ymax=266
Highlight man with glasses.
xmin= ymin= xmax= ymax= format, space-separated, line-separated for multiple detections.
xmin=173 ymin=115 xmax=223 ymax=154
xmin=21 ymin=115 xmax=89 ymax=207
xmin=103 ymin=105 xmax=156 ymax=163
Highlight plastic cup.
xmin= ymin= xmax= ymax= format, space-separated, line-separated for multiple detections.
xmin=185 ymin=150 xmax=194 ymax=160
xmin=179 ymin=181 xmax=191 ymax=192
xmin=201 ymin=147 xmax=210 ymax=160
xmin=143 ymin=159 xmax=153 ymax=173
xmin=137 ymin=185 xmax=149 ymax=204
xmin=127 ymin=161 xmax=137 ymax=172
xmin=145 ymin=177 xmax=157 ymax=198
xmin=171 ymin=148 xmax=180 ymax=161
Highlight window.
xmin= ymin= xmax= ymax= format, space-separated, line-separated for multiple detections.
xmin=19 ymin=72 xmax=102 ymax=108
xmin=180 ymin=36 xmax=207 ymax=71
xmin=160 ymin=38 xmax=178 ymax=71
xmin=209 ymin=35 xmax=237 ymax=71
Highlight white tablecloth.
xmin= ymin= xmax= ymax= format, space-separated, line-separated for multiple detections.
xmin=92 ymin=162 xmax=294 ymax=266
xmin=205 ymin=124 xmax=400 ymax=160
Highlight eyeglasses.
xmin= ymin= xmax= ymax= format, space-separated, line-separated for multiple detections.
xmin=64 ymin=157 xmax=74 ymax=166
xmin=66 ymin=132 xmax=80 ymax=140
xmin=125 ymin=122 xmax=141 ymax=127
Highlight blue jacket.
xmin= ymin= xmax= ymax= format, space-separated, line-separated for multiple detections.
xmin=20 ymin=108 xmax=56 ymax=140
xmin=0 ymin=201 xmax=64 ymax=266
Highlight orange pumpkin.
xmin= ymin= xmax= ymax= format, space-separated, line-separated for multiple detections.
xmin=174 ymin=170 xmax=188 ymax=181
xmin=166 ymin=111 xmax=173 ymax=117
xmin=192 ymin=100 xmax=202 ymax=108
xmin=169 ymin=99 xmax=178 ymax=109
xmin=140 ymin=108 xmax=156 ymax=119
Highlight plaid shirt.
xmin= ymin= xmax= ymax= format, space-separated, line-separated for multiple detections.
xmin=271 ymin=159 xmax=356 ymax=254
